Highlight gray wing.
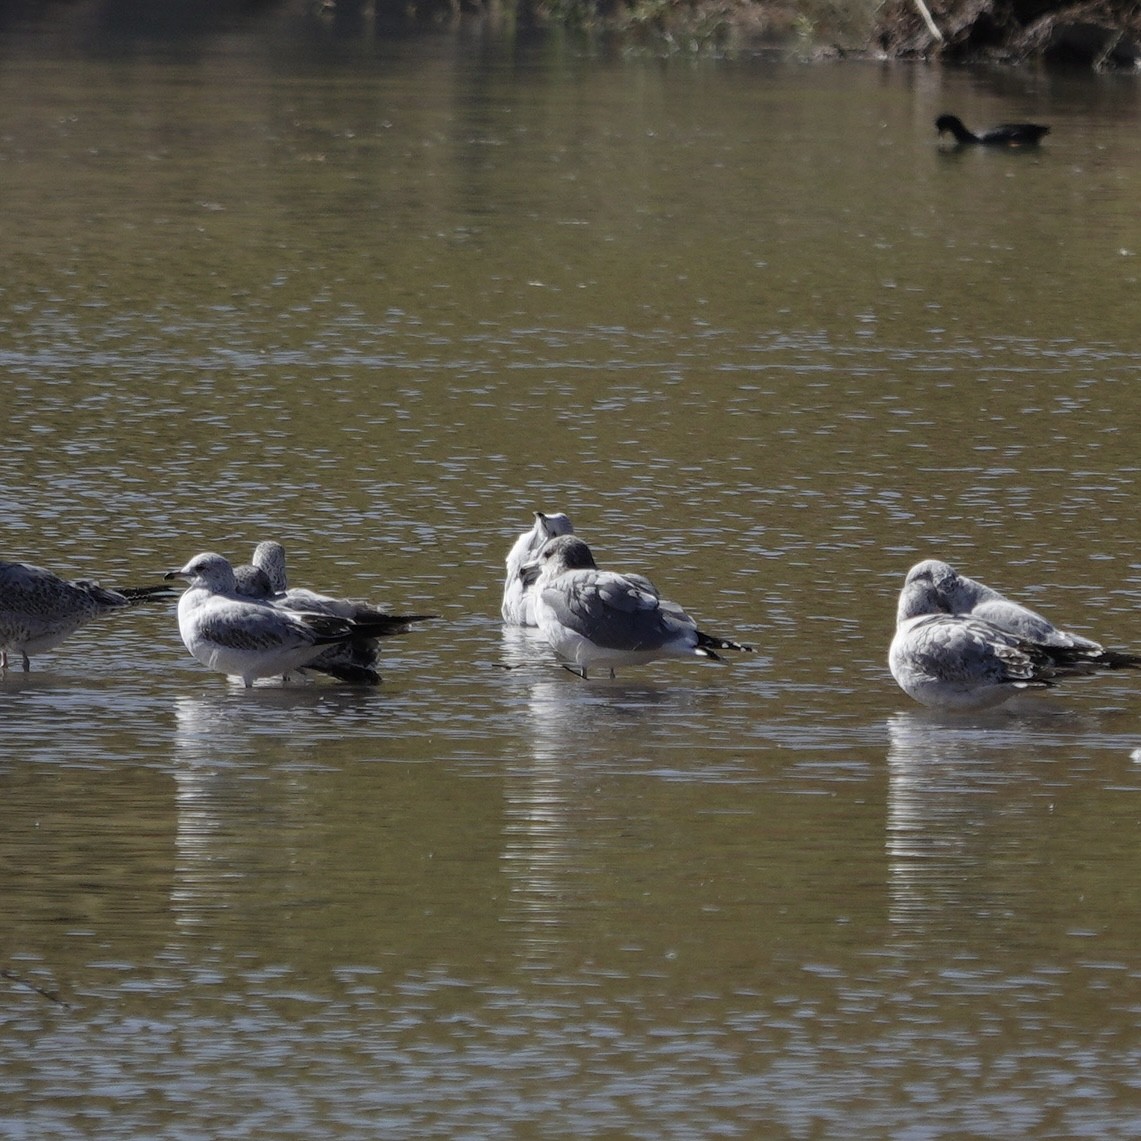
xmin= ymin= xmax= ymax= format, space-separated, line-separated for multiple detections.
xmin=273 ymin=587 xmax=343 ymax=616
xmin=621 ymin=573 xmax=660 ymax=598
xmin=907 ymin=614 xmax=1042 ymax=685
xmin=276 ymin=588 xmax=434 ymax=637
xmin=940 ymin=571 xmax=1005 ymax=613
xmin=195 ymin=601 xmax=348 ymax=652
xmin=969 ymin=598 xmax=1102 ymax=652
xmin=544 ymin=570 xmax=683 ymax=652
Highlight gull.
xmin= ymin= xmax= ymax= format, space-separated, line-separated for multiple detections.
xmin=249 ymin=540 xmax=288 ymax=594
xmin=522 ymin=534 xmax=754 ymax=679
xmin=1 ymin=558 xmax=172 ymax=671
xmin=502 ymin=511 xmax=575 ymax=627
xmin=233 ymin=541 xmax=436 ymax=685
xmin=245 ymin=541 xmax=434 ymax=635
xmin=900 ymin=559 xmax=1140 ymax=665
xmin=889 ymin=561 xmax=1141 ymax=711
xmin=165 ymin=551 xmax=365 ymax=688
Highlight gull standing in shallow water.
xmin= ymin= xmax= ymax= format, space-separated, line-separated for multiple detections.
xmin=233 ymin=541 xmax=436 ymax=684
xmin=501 ymin=511 xmax=575 ymax=627
xmin=245 ymin=541 xmax=434 ymax=636
xmin=889 ymin=560 xmax=1141 ymax=711
xmin=166 ymin=552 xmax=364 ymax=688
xmin=0 ymin=558 xmax=171 ymax=671
xmin=523 ymin=534 xmax=754 ymax=678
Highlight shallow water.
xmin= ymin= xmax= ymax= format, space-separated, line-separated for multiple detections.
xmin=1 ymin=16 xmax=1140 ymax=1139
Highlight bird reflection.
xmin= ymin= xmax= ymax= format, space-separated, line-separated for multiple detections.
xmin=501 ymin=671 xmax=680 ymax=967
xmin=502 ymin=678 xmax=598 ymax=963
xmin=884 ymin=711 xmax=1052 ymax=943
xmin=498 ymin=624 xmax=554 ymax=673
xmin=171 ymin=695 xmax=256 ymax=930
xmin=169 ymin=693 xmax=323 ymax=933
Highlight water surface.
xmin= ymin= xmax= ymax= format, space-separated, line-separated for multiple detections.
xmin=1 ymin=22 xmax=1139 ymax=1140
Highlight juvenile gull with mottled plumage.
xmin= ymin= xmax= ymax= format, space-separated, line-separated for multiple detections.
xmin=889 ymin=560 xmax=1141 ymax=711
xmin=0 ymin=557 xmax=171 ymax=671
xmin=901 ymin=559 xmax=1138 ymax=664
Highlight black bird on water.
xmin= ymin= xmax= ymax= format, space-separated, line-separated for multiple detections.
xmin=935 ymin=114 xmax=1050 ymax=147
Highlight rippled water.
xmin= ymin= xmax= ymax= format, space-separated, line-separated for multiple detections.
xmin=2 ymin=17 xmax=1140 ymax=1139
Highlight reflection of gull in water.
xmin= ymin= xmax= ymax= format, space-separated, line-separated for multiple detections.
xmin=502 ymin=673 xmax=685 ymax=964
xmin=885 ymin=712 xmax=1048 ymax=939
xmin=886 ymin=714 xmax=977 ymax=932
xmin=502 ymin=511 xmax=575 ymax=627
xmin=234 ymin=541 xmax=436 ymax=685
xmin=166 ymin=552 xmax=359 ymax=688
xmin=502 ymin=679 xmax=589 ymax=956
xmin=499 ymin=624 xmax=555 ymax=672
xmin=885 ymin=716 xmax=1013 ymax=940
xmin=889 ymin=561 xmax=1141 ymax=711
xmin=504 ymin=676 xmax=625 ymax=963
xmin=523 ymin=535 xmax=754 ymax=679
xmin=171 ymin=696 xmax=238 ymax=929
xmin=171 ymin=694 xmax=297 ymax=930
xmin=0 ymin=557 xmax=171 ymax=671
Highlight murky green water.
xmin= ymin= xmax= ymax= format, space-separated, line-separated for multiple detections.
xmin=1 ymin=17 xmax=1139 ymax=1139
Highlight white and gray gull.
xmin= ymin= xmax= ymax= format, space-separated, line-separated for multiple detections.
xmin=501 ymin=511 xmax=575 ymax=627
xmin=232 ymin=540 xmax=436 ymax=685
xmin=166 ymin=551 xmax=368 ymax=688
xmin=0 ymin=557 xmax=171 ymax=671
xmin=522 ymin=534 xmax=754 ymax=678
xmin=889 ymin=559 xmax=1141 ymax=711
xmin=902 ymin=559 xmax=1137 ymax=661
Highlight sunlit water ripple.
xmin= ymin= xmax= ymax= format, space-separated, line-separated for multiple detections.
xmin=2 ymin=28 xmax=1140 ymax=1141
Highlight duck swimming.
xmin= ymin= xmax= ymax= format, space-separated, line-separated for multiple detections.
xmin=935 ymin=114 xmax=1049 ymax=147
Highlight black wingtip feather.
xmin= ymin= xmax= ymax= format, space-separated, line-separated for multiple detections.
xmin=697 ymin=632 xmax=755 ymax=655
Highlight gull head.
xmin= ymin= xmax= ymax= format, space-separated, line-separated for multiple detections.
xmin=165 ymin=552 xmax=238 ymax=593
xmin=901 ymin=559 xmax=977 ymax=621
xmin=903 ymin=559 xmax=959 ymax=592
xmin=251 ymin=540 xmax=288 ymax=592
xmin=522 ymin=534 xmax=599 ymax=586
xmin=534 ymin=511 xmax=574 ymax=541
xmin=233 ymin=563 xmax=275 ymax=599
xmin=895 ymin=561 xmax=957 ymax=624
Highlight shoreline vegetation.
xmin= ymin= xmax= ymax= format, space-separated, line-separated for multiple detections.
xmin=1 ymin=0 xmax=1139 ymax=66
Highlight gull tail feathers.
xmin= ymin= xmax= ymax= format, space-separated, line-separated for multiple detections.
xmin=1089 ymin=647 xmax=1141 ymax=670
xmin=350 ymin=613 xmax=439 ymax=638
xmin=696 ymin=631 xmax=755 ymax=656
xmin=1047 ymin=645 xmax=1141 ymax=673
